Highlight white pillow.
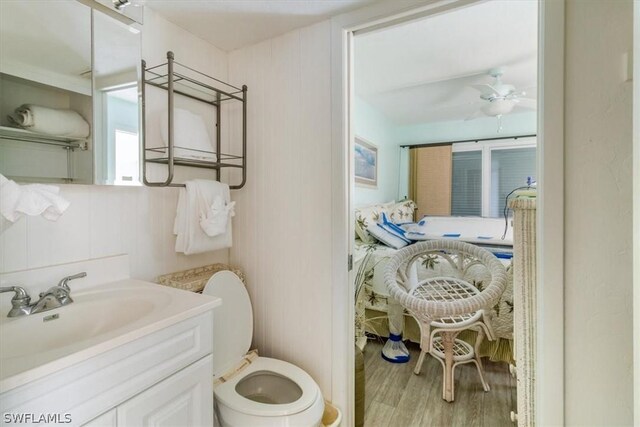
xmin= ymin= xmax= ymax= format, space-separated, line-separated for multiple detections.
xmin=354 ymin=201 xmax=394 ymax=243
xmin=367 ymin=223 xmax=409 ymax=249
xmin=386 ymin=200 xmax=416 ymax=223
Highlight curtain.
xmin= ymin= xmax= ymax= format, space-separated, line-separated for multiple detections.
xmin=409 ymin=145 xmax=453 ymax=219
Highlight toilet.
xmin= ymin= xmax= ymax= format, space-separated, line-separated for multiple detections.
xmin=203 ymin=271 xmax=325 ymax=427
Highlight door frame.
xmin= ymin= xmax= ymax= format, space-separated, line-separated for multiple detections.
xmin=633 ymin=1 xmax=639 ymax=424
xmin=330 ymin=0 xmax=566 ymax=425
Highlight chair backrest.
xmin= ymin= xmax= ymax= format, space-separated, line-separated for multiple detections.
xmin=383 ymin=240 xmax=508 ymax=320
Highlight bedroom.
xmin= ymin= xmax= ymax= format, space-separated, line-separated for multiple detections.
xmin=351 ymin=2 xmax=537 ymax=425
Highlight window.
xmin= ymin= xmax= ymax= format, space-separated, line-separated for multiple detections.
xmin=489 ymin=147 xmax=537 ymax=217
xmin=100 ymin=86 xmax=140 ymax=185
xmin=451 ymin=151 xmax=482 ymax=216
xmin=114 ymin=129 xmax=139 ymax=185
xmin=448 ymin=139 xmax=536 ymax=218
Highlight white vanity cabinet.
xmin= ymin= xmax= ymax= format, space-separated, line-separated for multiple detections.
xmin=81 ymin=356 xmax=212 ymax=427
xmin=116 ymin=355 xmax=212 ymax=426
xmin=1 ymin=309 xmax=215 ymax=427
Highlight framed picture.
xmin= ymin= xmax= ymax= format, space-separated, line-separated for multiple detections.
xmin=354 ymin=137 xmax=378 ymax=188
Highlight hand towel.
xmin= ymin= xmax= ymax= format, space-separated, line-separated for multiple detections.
xmin=174 ymin=180 xmax=233 ymax=255
xmin=160 ymin=108 xmax=216 ymax=160
xmin=200 ymin=195 xmax=235 ymax=237
xmin=0 ymin=174 xmax=70 ymax=232
xmin=7 ymin=104 xmax=90 ymax=139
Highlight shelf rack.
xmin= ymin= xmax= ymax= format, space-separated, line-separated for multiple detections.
xmin=141 ymin=51 xmax=247 ymax=189
xmin=0 ymin=125 xmax=87 ymax=150
xmin=0 ymin=125 xmax=88 ymax=183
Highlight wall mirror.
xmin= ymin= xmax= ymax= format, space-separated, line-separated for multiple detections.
xmin=93 ymin=8 xmax=142 ymax=185
xmin=0 ymin=0 xmax=142 ymax=186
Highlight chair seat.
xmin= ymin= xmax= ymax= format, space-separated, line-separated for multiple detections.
xmin=430 ymin=337 xmax=475 ymax=362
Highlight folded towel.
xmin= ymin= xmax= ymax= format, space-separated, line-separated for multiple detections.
xmin=7 ymin=104 xmax=90 ymax=139
xmin=174 ymin=180 xmax=233 ymax=255
xmin=200 ymin=195 xmax=235 ymax=237
xmin=0 ymin=174 xmax=70 ymax=232
xmin=160 ymin=108 xmax=216 ymax=160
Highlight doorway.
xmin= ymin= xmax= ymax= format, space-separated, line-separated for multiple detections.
xmin=330 ymin=0 xmax=565 ymax=425
xmin=351 ymin=2 xmax=536 ymax=424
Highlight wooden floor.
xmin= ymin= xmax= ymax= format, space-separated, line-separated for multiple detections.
xmin=363 ymin=339 xmax=516 ymax=427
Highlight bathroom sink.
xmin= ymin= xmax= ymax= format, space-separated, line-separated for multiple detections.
xmin=0 ymin=279 xmax=220 ymax=392
xmin=1 ymin=289 xmax=165 ymax=359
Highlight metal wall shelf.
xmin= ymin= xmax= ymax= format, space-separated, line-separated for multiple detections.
xmin=141 ymin=51 xmax=247 ymax=189
xmin=0 ymin=125 xmax=86 ymax=150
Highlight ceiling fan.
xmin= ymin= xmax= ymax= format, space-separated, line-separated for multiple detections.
xmin=466 ymin=67 xmax=536 ymax=132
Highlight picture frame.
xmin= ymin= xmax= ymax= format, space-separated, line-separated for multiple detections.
xmin=354 ymin=137 xmax=378 ymax=188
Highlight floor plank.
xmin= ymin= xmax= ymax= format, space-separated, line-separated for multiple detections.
xmin=363 ymin=340 xmax=515 ymax=427
xmin=364 ymin=401 xmax=396 ymax=427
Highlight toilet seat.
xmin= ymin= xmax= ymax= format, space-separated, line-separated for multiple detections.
xmin=214 ymin=356 xmax=320 ymax=418
xmin=204 ymin=271 xmax=323 ymax=426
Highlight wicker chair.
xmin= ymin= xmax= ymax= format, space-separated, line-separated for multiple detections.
xmin=383 ymin=240 xmax=508 ymax=402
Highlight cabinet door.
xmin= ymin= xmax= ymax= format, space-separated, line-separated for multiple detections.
xmin=117 ymin=355 xmax=213 ymax=427
xmin=82 ymin=409 xmax=117 ymax=427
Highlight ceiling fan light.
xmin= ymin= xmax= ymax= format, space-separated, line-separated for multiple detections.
xmin=481 ymin=99 xmax=515 ymax=116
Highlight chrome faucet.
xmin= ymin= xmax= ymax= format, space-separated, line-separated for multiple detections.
xmin=0 ymin=272 xmax=86 ymax=318
xmin=0 ymin=286 xmax=32 ymax=317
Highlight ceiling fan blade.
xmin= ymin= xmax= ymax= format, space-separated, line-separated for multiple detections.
xmin=471 ymin=84 xmax=499 ymax=96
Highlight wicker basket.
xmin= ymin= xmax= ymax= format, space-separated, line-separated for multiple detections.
xmin=156 ymin=263 xmax=245 ymax=293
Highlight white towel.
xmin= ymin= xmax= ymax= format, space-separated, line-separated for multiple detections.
xmin=0 ymin=174 xmax=70 ymax=232
xmin=174 ymin=180 xmax=233 ymax=255
xmin=200 ymin=195 xmax=235 ymax=237
xmin=160 ymin=108 xmax=216 ymax=160
xmin=7 ymin=104 xmax=90 ymax=139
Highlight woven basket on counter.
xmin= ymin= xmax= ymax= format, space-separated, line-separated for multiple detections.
xmin=156 ymin=263 xmax=245 ymax=293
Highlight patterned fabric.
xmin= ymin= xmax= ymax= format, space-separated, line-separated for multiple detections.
xmin=386 ymin=200 xmax=417 ymax=223
xmin=353 ymin=240 xmax=515 ymax=362
xmin=354 ymin=200 xmax=415 ymax=243
xmin=354 ymin=201 xmax=394 ymax=243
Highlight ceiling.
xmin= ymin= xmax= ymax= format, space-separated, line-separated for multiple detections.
xmin=355 ymin=0 xmax=538 ymax=126
xmin=145 ymin=0 xmax=374 ymax=52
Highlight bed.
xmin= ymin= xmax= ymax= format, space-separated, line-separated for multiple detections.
xmin=353 ymin=216 xmax=515 ymax=364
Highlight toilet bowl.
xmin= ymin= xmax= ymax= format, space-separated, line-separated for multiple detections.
xmin=203 ymin=271 xmax=324 ymax=427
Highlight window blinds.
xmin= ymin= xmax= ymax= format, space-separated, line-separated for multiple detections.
xmin=451 ymin=151 xmax=482 ymax=216
xmin=489 ymin=147 xmax=537 ymax=217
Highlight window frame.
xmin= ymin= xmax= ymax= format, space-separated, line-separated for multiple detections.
xmin=452 ymin=136 xmax=537 ymax=217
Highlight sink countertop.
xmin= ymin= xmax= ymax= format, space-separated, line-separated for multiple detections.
xmin=0 ymin=279 xmax=221 ymax=393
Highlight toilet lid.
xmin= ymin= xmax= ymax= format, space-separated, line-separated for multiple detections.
xmin=203 ymin=271 xmax=252 ymax=375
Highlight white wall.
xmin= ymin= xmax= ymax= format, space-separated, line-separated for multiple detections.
xmin=0 ymin=8 xmax=230 ymax=280
xmin=353 ymin=96 xmax=400 ymax=207
xmin=227 ymin=21 xmax=334 ymax=397
xmin=564 ymin=0 xmax=634 ymax=424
